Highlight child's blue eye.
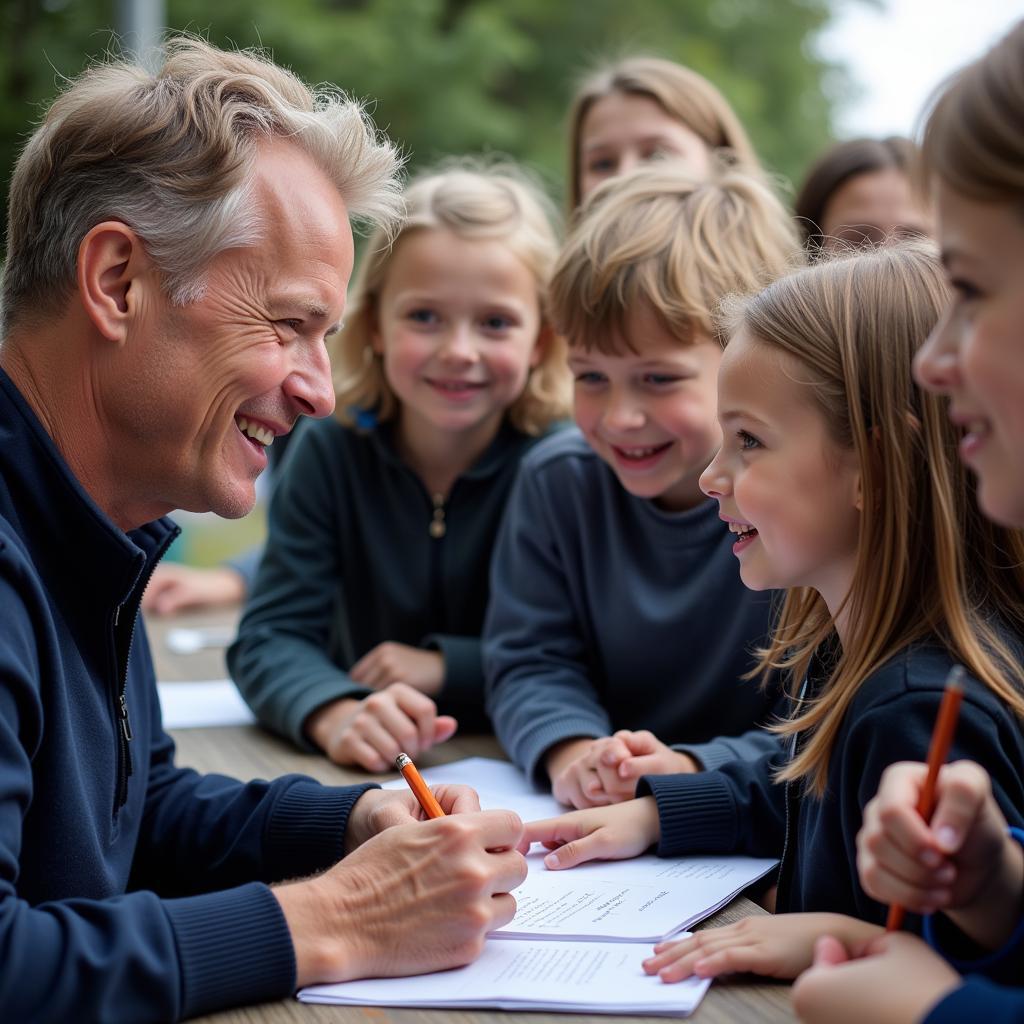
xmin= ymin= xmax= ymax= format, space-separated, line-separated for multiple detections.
xmin=574 ymin=372 xmax=605 ymax=385
xmin=408 ymin=309 xmax=438 ymax=324
xmin=644 ymin=373 xmax=682 ymax=386
xmin=482 ymin=315 xmax=514 ymax=332
xmin=587 ymin=157 xmax=616 ymax=174
xmin=738 ymin=430 xmax=761 ymax=450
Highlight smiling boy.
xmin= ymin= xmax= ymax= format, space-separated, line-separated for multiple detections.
xmin=484 ymin=166 xmax=803 ymax=808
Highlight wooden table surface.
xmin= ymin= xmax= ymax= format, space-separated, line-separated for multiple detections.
xmin=148 ymin=611 xmax=796 ymax=1024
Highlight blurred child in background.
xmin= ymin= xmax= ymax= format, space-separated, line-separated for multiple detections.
xmin=567 ymin=56 xmax=762 ymax=207
xmin=794 ymin=136 xmax=933 ymax=254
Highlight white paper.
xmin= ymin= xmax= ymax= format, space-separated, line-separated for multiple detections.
xmin=165 ymin=626 xmax=237 ymax=655
xmin=299 ymin=938 xmax=710 ymax=1016
xmin=499 ymin=850 xmax=776 ymax=942
xmin=157 ymin=679 xmax=256 ymax=728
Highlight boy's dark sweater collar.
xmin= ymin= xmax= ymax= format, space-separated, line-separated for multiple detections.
xmin=0 ymin=368 xmax=179 ymax=621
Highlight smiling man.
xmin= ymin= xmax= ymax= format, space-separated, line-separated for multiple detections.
xmin=0 ymin=38 xmax=526 ymax=1023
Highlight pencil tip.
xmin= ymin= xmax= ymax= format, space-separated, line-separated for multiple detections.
xmin=947 ymin=665 xmax=966 ymax=691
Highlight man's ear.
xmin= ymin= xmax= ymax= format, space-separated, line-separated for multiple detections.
xmin=76 ymin=221 xmax=152 ymax=344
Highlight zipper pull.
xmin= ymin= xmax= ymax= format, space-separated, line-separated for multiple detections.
xmin=429 ymin=493 xmax=446 ymax=539
xmin=118 ymin=693 xmax=133 ymax=742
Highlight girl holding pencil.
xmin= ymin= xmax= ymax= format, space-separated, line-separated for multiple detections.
xmin=519 ymin=240 xmax=1024 ymax=983
xmin=794 ymin=18 xmax=1024 ymax=1024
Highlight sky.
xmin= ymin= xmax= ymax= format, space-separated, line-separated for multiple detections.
xmin=818 ymin=0 xmax=1024 ymax=139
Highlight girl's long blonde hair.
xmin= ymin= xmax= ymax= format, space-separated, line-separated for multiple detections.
xmin=722 ymin=242 xmax=1024 ymax=795
xmin=566 ymin=56 xmax=762 ymax=210
xmin=332 ymin=160 xmax=572 ymax=436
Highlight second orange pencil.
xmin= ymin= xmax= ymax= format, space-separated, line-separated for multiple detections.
xmin=885 ymin=664 xmax=965 ymax=932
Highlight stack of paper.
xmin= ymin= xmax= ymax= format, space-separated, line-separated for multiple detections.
xmin=298 ymin=756 xmax=777 ymax=1015
xmin=300 ymin=939 xmax=711 ymax=1016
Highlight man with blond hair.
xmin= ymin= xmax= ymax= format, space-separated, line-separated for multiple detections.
xmin=0 ymin=37 xmax=525 ymax=1022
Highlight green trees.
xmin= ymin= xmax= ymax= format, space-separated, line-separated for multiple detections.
xmin=0 ymin=0 xmax=850 ymax=237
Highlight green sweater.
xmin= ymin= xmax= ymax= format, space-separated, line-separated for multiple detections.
xmin=229 ymin=414 xmax=555 ymax=746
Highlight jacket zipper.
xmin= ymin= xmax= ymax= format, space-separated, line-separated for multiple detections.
xmin=111 ymin=602 xmax=134 ymax=814
xmin=428 ymin=492 xmax=446 ymax=538
xmin=110 ymin=548 xmax=168 ymax=816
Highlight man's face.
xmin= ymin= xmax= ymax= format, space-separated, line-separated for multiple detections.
xmin=110 ymin=141 xmax=349 ymax=525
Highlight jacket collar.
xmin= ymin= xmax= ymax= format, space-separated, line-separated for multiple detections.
xmin=368 ymin=414 xmax=528 ymax=481
xmin=0 ymin=369 xmax=179 ymax=620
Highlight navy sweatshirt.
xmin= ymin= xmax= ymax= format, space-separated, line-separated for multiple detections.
xmin=484 ymin=428 xmax=780 ymax=786
xmin=0 ymin=369 xmax=377 ymax=1022
xmin=638 ymin=641 xmax=1024 ymax=927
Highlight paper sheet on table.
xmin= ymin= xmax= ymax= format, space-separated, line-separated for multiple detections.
xmin=157 ymin=679 xmax=256 ymax=728
xmin=298 ymin=937 xmax=710 ymax=1016
xmin=165 ymin=626 xmax=237 ymax=654
xmin=384 ymin=757 xmax=777 ymax=942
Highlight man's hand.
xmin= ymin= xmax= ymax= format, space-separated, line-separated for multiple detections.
xmin=141 ymin=563 xmax=246 ymax=615
xmin=857 ymin=760 xmax=1023 ymax=949
xmin=349 ymin=642 xmax=445 ymax=696
xmin=343 ymin=784 xmax=482 ymax=853
xmin=305 ymin=684 xmax=458 ymax=772
xmin=792 ymin=932 xmax=961 ymax=1024
xmin=274 ymin=810 xmax=527 ymax=987
xmin=519 ymin=796 xmax=661 ymax=868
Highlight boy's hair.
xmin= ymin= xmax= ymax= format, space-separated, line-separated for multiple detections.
xmin=1 ymin=35 xmax=402 ymax=336
xmin=549 ymin=165 xmax=802 ymax=352
xmin=793 ymin=136 xmax=923 ymax=251
xmin=921 ymin=18 xmax=1024 ymax=207
xmin=720 ymin=241 xmax=1024 ymax=795
xmin=332 ymin=160 xmax=572 ymax=436
xmin=566 ymin=56 xmax=761 ymax=210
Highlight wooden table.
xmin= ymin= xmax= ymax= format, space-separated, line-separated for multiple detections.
xmin=148 ymin=611 xmax=796 ymax=1024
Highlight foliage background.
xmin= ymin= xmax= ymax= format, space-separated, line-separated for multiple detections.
xmin=1 ymin=0 xmax=860 ymax=235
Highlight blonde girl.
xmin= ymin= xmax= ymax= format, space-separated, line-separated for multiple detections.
xmin=567 ymin=55 xmax=762 ymax=208
xmin=229 ymin=162 xmax=571 ymax=771
xmin=521 ymin=241 xmax=1024 ymax=982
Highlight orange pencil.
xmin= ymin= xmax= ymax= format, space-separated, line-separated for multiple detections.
xmin=885 ymin=664 xmax=965 ymax=931
xmin=395 ymin=753 xmax=446 ymax=819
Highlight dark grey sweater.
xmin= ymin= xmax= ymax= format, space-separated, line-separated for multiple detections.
xmin=483 ymin=428 xmax=781 ymax=786
xmin=230 ymin=414 xmax=556 ymax=746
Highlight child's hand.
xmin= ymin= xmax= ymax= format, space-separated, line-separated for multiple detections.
xmin=792 ymin=932 xmax=961 ymax=1024
xmin=546 ymin=738 xmax=614 ymax=808
xmin=858 ymin=760 xmax=1024 ymax=949
xmin=586 ymin=730 xmax=698 ymax=801
xmin=304 ymin=683 xmax=457 ymax=771
xmin=349 ymin=642 xmax=445 ymax=696
xmin=641 ymin=913 xmax=882 ymax=982
xmin=518 ymin=797 xmax=660 ymax=867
